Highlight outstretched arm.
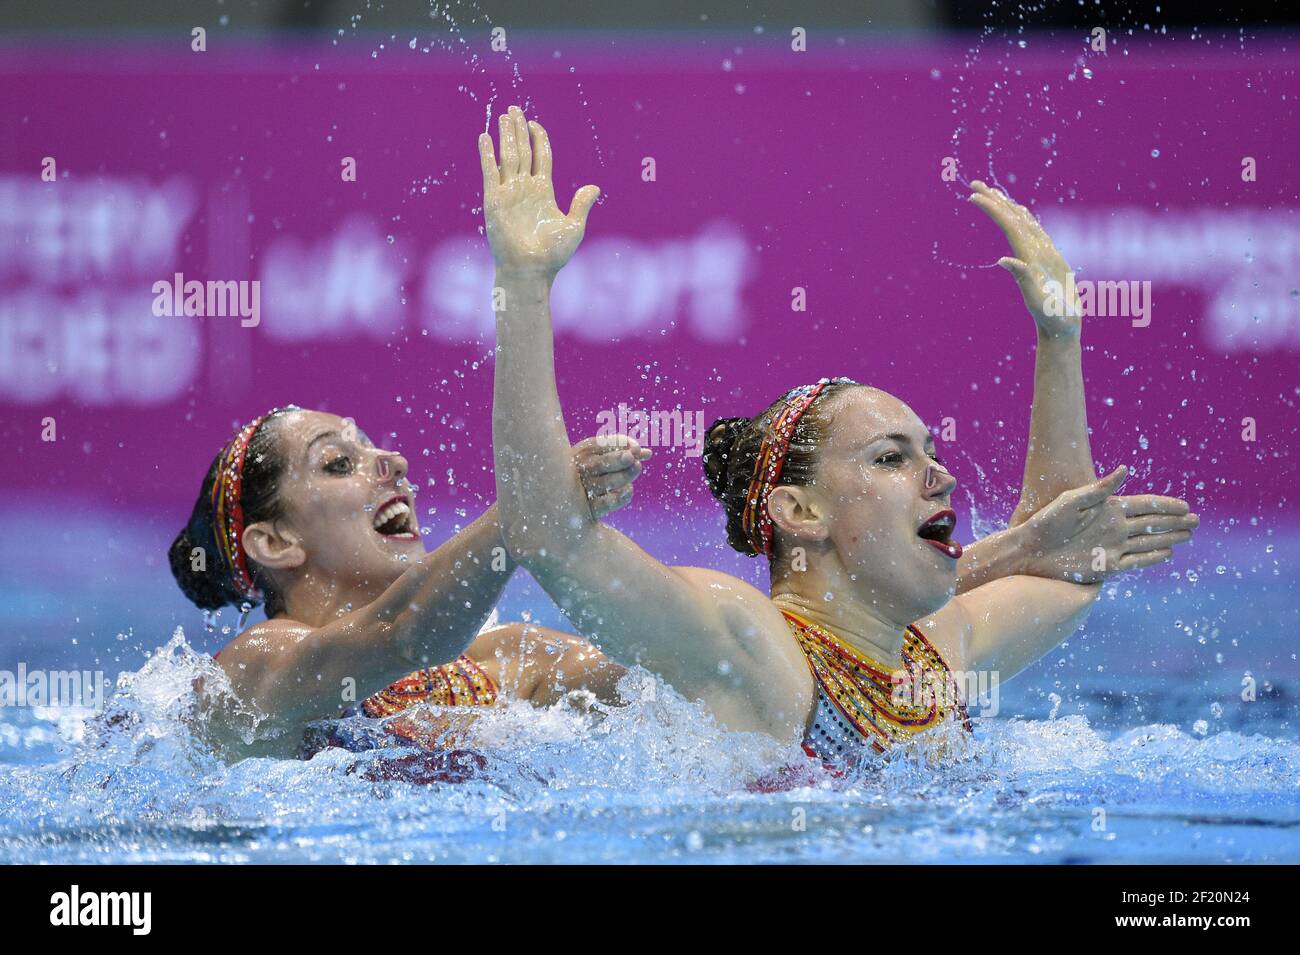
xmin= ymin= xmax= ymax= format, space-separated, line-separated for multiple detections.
xmin=483 ymin=107 xmax=804 ymax=729
xmin=220 ymin=506 xmax=510 ymax=741
xmin=927 ymin=474 xmax=1197 ymax=680
xmin=219 ymin=440 xmax=647 ymax=739
xmin=955 ymin=474 xmax=1199 ymax=592
xmin=950 ymin=186 xmax=1198 ymax=585
xmin=969 ymin=181 xmax=1096 ymax=527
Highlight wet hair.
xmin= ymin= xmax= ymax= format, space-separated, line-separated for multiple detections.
xmin=702 ymin=380 xmax=864 ymax=559
xmin=168 ymin=410 xmax=296 ymax=618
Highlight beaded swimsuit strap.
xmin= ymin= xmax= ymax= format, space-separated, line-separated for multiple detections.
xmin=780 ymin=609 xmax=971 ymax=750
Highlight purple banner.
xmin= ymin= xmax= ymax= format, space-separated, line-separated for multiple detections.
xmin=1 ymin=34 xmax=1296 ymax=529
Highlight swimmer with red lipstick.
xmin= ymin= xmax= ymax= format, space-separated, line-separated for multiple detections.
xmin=169 ymin=408 xmax=650 ymax=758
xmin=482 ymin=105 xmax=1199 ymax=769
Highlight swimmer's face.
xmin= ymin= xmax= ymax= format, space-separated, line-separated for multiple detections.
xmin=255 ymin=410 xmax=423 ymax=590
xmin=777 ymin=388 xmax=959 ymax=623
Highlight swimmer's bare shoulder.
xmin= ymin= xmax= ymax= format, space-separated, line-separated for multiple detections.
xmin=669 ymin=566 xmax=813 ymax=743
xmin=215 ymin=618 xmax=320 ymax=715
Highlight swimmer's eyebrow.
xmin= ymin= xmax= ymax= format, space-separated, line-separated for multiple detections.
xmin=307 ymin=430 xmax=340 ymax=451
xmin=307 ymin=428 xmax=376 ymax=454
xmin=861 ymin=431 xmax=935 ymax=450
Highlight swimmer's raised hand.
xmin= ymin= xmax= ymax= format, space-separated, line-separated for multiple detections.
xmin=1019 ymin=465 xmax=1200 ymax=583
xmin=969 ymin=180 xmax=1082 ymax=340
xmin=573 ymin=435 xmax=654 ymax=518
xmin=479 ymin=104 xmax=600 ymax=277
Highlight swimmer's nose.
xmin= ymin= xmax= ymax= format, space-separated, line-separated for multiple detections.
xmin=924 ymin=462 xmax=956 ymax=497
xmin=375 ymin=451 xmax=408 ymax=485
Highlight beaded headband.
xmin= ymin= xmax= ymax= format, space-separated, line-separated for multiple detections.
xmin=209 ymin=408 xmax=292 ymax=602
xmin=740 ymin=377 xmax=857 ymax=557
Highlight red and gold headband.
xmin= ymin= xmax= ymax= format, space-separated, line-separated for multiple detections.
xmin=209 ymin=409 xmax=286 ymax=602
xmin=740 ymin=377 xmax=855 ymax=557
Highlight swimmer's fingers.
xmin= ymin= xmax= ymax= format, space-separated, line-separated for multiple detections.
xmin=996 ymin=256 xmax=1031 ymax=280
xmin=969 ymin=188 xmax=1023 ymax=248
xmin=498 ymin=112 xmax=520 ymax=182
xmin=974 ymin=180 xmax=1041 ymax=235
xmin=574 ymin=435 xmax=653 ymax=475
xmin=583 ymin=465 xmax=642 ymax=499
xmin=970 ymin=182 xmax=1036 ymax=253
xmin=567 ymin=184 xmax=601 ymax=229
xmin=589 ymin=432 xmax=632 ymax=452
xmin=588 ymin=484 xmax=635 ymax=518
xmin=478 ymin=132 xmax=501 ymax=192
xmin=1069 ymin=465 xmax=1130 ymax=511
xmin=530 ymin=120 xmax=553 ymax=180
xmin=1125 ymin=512 xmax=1200 ymax=535
xmin=970 ymin=183 xmax=1064 ymax=287
xmin=1123 ymin=529 xmax=1194 ymax=555
xmin=1114 ymin=548 xmax=1174 ymax=571
xmin=510 ymin=105 xmax=532 ymax=179
xmin=1117 ymin=494 xmax=1191 ymax=517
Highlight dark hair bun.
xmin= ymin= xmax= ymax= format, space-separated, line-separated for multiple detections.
xmin=169 ymin=411 xmax=293 ymax=617
xmin=702 ymin=417 xmax=750 ymax=500
xmin=168 ymin=523 xmax=243 ymax=611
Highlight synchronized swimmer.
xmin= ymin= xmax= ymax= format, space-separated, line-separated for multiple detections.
xmin=167 ymin=104 xmax=1198 ymax=776
xmin=481 ymin=105 xmax=1198 ymax=772
xmin=169 ymin=410 xmax=649 ymax=757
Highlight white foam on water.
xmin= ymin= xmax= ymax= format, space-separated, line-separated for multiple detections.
xmin=0 ymin=626 xmax=1296 ymax=862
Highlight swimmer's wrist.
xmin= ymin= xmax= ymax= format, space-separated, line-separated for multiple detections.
xmin=1033 ymin=322 xmax=1083 ymax=345
xmin=1003 ymin=521 xmax=1034 ymax=576
xmin=955 ymin=525 xmax=1030 ymax=593
xmin=495 ymin=265 xmax=558 ymax=286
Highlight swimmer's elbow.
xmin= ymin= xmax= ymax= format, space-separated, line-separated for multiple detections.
xmin=499 ymin=508 xmax=594 ymax=567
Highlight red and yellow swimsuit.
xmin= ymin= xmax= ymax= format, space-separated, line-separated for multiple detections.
xmin=781 ymin=609 xmax=972 ymax=768
xmin=296 ymin=657 xmax=502 ymax=782
xmin=357 ymin=656 xmax=498 ymax=717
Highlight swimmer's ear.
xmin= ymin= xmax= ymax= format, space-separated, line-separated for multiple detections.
xmin=767 ymin=485 xmax=830 ymax=547
xmin=242 ymin=520 xmax=306 ymax=573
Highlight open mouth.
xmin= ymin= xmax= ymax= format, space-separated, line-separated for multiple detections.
xmin=372 ymin=495 xmax=418 ymax=540
xmin=917 ymin=508 xmax=962 ymax=560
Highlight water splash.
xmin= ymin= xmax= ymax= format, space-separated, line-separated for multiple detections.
xmin=0 ymin=627 xmax=1296 ymax=863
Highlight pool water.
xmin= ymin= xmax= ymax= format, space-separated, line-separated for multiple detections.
xmin=2 ymin=638 xmax=1297 ymax=864
xmin=1 ymin=511 xmax=1296 ymax=864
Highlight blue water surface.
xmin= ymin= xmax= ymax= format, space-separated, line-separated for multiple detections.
xmin=0 ymin=503 xmax=1295 ymax=864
